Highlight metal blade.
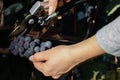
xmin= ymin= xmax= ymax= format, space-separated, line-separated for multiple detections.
xmin=9 ymin=21 xmax=26 ymax=37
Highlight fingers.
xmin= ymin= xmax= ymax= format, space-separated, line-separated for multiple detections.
xmin=33 ymin=61 xmax=62 ymax=78
xmin=32 ymin=61 xmax=46 ymax=72
xmin=43 ymin=0 xmax=58 ymax=15
xmin=32 ymin=61 xmax=52 ymax=77
xmin=29 ymin=51 xmax=49 ymax=62
xmin=41 ymin=0 xmax=49 ymax=9
xmin=32 ymin=61 xmax=60 ymax=77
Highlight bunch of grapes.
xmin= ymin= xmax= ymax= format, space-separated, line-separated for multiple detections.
xmin=9 ymin=35 xmax=52 ymax=58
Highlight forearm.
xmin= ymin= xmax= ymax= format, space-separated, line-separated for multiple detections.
xmin=68 ymin=35 xmax=105 ymax=64
xmin=68 ymin=16 xmax=120 ymax=64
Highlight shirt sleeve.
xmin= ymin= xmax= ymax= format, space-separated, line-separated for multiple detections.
xmin=96 ymin=16 xmax=120 ymax=56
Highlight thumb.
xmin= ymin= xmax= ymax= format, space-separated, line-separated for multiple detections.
xmin=29 ymin=51 xmax=49 ymax=62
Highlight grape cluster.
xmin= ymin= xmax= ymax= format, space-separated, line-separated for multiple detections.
xmin=9 ymin=35 xmax=52 ymax=58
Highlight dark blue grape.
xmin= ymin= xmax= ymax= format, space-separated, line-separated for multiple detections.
xmin=9 ymin=37 xmax=20 ymax=56
xmin=40 ymin=42 xmax=45 ymax=47
xmin=18 ymin=47 xmax=25 ymax=57
xmin=19 ymin=36 xmax=25 ymax=42
xmin=44 ymin=41 xmax=52 ymax=48
xmin=11 ymin=38 xmax=18 ymax=47
xmin=24 ymin=48 xmax=34 ymax=58
xmin=25 ymin=36 xmax=32 ymax=42
xmin=24 ymin=42 xmax=30 ymax=49
xmin=30 ymin=41 xmax=36 ymax=48
xmin=18 ymin=40 xmax=24 ymax=47
xmin=34 ymin=39 xmax=40 ymax=44
xmin=9 ymin=41 xmax=15 ymax=50
xmin=34 ymin=46 xmax=40 ymax=53
xmin=14 ymin=45 xmax=19 ymax=50
xmin=11 ymin=49 xmax=19 ymax=56
xmin=40 ymin=46 xmax=45 ymax=51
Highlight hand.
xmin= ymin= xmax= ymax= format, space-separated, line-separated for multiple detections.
xmin=29 ymin=45 xmax=79 ymax=79
xmin=29 ymin=35 xmax=105 ymax=79
xmin=43 ymin=0 xmax=58 ymax=15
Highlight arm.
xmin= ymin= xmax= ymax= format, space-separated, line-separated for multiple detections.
xmin=29 ymin=0 xmax=120 ymax=77
xmin=29 ymin=15 xmax=120 ymax=79
xmin=29 ymin=35 xmax=105 ymax=79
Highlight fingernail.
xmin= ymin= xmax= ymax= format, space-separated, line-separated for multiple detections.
xmin=49 ymin=6 xmax=53 ymax=15
xmin=29 ymin=55 xmax=33 ymax=61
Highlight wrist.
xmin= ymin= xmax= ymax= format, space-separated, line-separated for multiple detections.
xmin=68 ymin=35 xmax=105 ymax=65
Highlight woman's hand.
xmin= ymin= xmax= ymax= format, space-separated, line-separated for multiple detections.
xmin=29 ymin=35 xmax=105 ymax=79
xmin=29 ymin=45 xmax=79 ymax=79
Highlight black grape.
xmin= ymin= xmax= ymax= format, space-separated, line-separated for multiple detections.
xmin=34 ymin=46 xmax=40 ymax=53
xmin=40 ymin=42 xmax=45 ymax=47
xmin=40 ymin=46 xmax=45 ymax=51
xmin=24 ymin=48 xmax=34 ymax=58
xmin=14 ymin=45 xmax=19 ymax=51
xmin=9 ymin=41 xmax=15 ymax=50
xmin=34 ymin=39 xmax=40 ymax=44
xmin=24 ymin=42 xmax=30 ymax=49
xmin=11 ymin=49 xmax=19 ymax=56
xmin=44 ymin=41 xmax=52 ymax=48
xmin=30 ymin=41 xmax=36 ymax=48
xmin=19 ymin=36 xmax=25 ymax=42
xmin=25 ymin=36 xmax=32 ymax=42
xmin=11 ymin=38 xmax=18 ymax=47
xmin=18 ymin=47 xmax=25 ymax=57
xmin=18 ymin=40 xmax=24 ymax=47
